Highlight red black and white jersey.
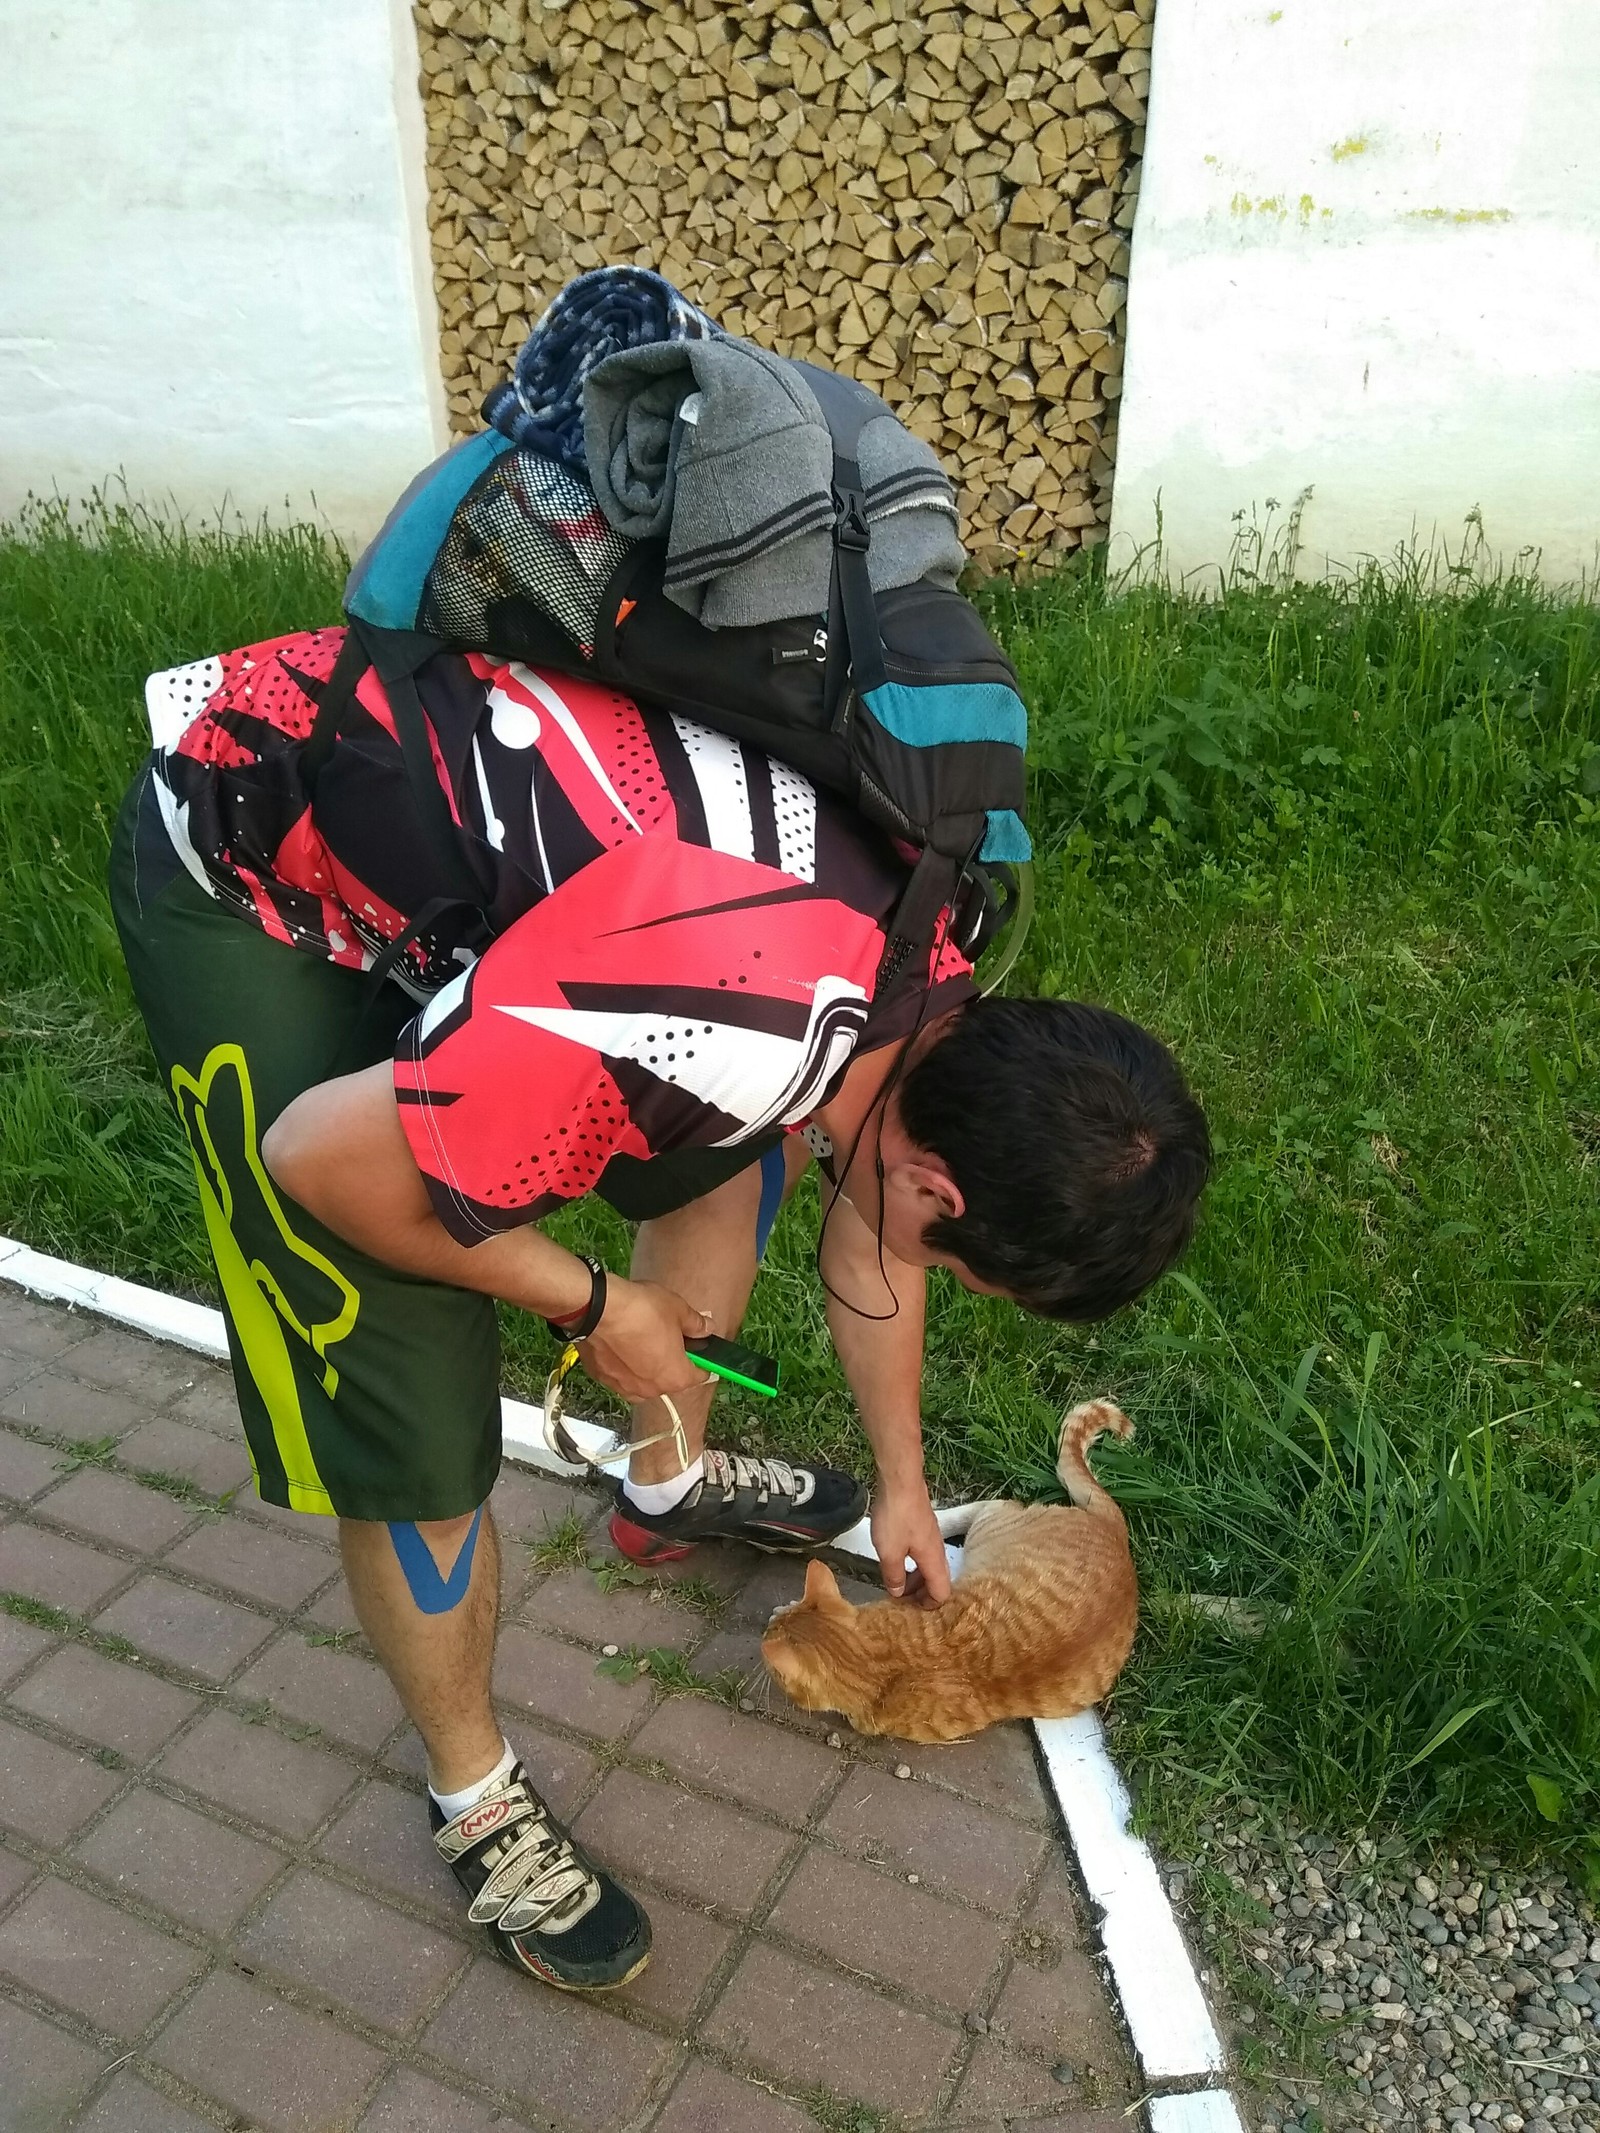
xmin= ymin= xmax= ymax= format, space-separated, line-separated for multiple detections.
xmin=147 ymin=630 xmax=973 ymax=1243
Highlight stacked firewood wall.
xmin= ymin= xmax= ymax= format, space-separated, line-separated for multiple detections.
xmin=415 ymin=0 xmax=1151 ymax=571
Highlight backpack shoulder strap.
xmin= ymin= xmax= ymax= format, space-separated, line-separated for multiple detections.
xmin=303 ymin=621 xmax=491 ymax=918
xmin=300 ymin=625 xmax=371 ymax=795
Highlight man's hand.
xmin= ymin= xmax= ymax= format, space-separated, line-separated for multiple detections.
xmin=578 ymin=1279 xmax=712 ymax=1405
xmin=871 ymin=1476 xmax=951 ymax=1605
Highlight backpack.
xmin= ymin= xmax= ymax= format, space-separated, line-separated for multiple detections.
xmin=308 ymin=353 xmax=1034 ymax=1001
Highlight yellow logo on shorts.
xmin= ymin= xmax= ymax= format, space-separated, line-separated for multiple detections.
xmin=170 ymin=1044 xmax=359 ymax=1513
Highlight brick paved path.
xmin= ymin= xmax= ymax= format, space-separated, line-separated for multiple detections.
xmin=0 ymin=1289 xmax=1136 ymax=2133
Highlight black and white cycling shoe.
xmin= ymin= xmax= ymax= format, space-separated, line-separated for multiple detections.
xmin=430 ymin=1762 xmax=650 ymax=1992
xmin=610 ymin=1446 xmax=868 ymax=1564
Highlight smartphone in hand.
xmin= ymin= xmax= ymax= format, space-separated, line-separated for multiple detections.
xmin=685 ymin=1334 xmax=781 ymax=1397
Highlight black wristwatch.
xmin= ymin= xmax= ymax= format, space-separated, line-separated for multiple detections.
xmin=543 ymin=1254 xmax=607 ymax=1343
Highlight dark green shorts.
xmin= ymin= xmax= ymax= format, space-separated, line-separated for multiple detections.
xmin=110 ymin=763 xmax=776 ymax=1523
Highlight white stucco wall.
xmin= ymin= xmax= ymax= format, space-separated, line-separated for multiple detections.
xmin=1110 ymin=1 xmax=1600 ymax=588
xmin=0 ymin=0 xmax=446 ymax=543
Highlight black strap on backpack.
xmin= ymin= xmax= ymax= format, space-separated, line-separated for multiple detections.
xmin=302 ymin=618 xmax=492 ymax=920
xmin=793 ymin=362 xmax=892 ymax=736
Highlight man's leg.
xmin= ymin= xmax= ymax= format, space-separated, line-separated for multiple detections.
xmin=611 ymin=1141 xmax=868 ymax=1558
xmin=339 ymin=1508 xmax=504 ymax=1794
xmin=110 ymin=779 xmax=648 ymax=1992
xmin=625 ymin=1159 xmax=768 ymax=1487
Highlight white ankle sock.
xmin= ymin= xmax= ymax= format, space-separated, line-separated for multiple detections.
xmin=622 ymin=1455 xmax=704 ymax=1518
xmin=430 ymin=1738 xmax=516 ymax=1822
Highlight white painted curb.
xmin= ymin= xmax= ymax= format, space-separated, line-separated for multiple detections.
xmin=0 ymin=1237 xmax=1242 ymax=2119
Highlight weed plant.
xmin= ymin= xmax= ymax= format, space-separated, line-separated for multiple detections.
xmin=2 ymin=496 xmax=1596 ymax=1869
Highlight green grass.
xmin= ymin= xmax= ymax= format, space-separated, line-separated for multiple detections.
xmin=2 ymin=495 xmax=1597 ymax=1871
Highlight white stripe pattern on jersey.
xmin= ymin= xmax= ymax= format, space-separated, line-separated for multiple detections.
xmin=144 ymin=657 xmax=224 ymax=751
xmin=669 ymin=715 xmax=755 ymax=862
xmin=769 ymin=757 xmax=818 ymax=883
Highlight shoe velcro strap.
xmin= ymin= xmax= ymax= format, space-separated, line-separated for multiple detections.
xmin=467 ymin=1821 xmax=598 ymax=1934
xmin=434 ymin=1785 xmax=544 ymax=1864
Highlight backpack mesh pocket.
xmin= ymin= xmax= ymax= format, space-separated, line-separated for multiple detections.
xmin=418 ymin=450 xmax=634 ymax=658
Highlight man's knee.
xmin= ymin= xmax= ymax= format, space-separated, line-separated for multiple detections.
xmin=377 ymin=1505 xmax=491 ymax=1615
xmin=410 ymin=1509 xmax=483 ymax=1549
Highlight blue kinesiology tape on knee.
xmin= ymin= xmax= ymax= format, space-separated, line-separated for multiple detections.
xmin=387 ymin=1504 xmax=484 ymax=1615
xmin=755 ymin=1144 xmax=786 ymax=1262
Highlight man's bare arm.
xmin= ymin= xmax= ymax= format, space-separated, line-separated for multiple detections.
xmin=262 ymin=1064 xmax=708 ymax=1401
xmin=819 ymin=1184 xmax=950 ymax=1602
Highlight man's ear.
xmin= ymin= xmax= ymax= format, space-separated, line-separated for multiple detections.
xmin=804 ymin=1557 xmax=844 ymax=1607
xmin=898 ymin=1159 xmax=964 ymax=1223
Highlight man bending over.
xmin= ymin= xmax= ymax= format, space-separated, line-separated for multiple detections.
xmin=113 ymin=628 xmax=1209 ymax=1993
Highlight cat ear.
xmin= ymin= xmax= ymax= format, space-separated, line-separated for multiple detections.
xmin=804 ymin=1558 xmax=843 ymax=1607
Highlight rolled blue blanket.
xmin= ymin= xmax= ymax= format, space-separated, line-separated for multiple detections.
xmin=483 ymin=267 xmax=720 ymax=467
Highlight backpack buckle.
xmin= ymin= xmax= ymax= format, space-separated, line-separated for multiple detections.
xmin=832 ymin=483 xmax=871 ymax=554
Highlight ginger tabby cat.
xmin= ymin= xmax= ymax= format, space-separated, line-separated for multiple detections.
xmin=761 ymin=1400 xmax=1138 ymax=1743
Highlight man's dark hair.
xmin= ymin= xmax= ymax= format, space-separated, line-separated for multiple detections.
xmin=896 ymin=997 xmax=1211 ymax=1321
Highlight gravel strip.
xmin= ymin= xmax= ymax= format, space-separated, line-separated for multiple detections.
xmin=1168 ymin=1804 xmax=1599 ymax=2133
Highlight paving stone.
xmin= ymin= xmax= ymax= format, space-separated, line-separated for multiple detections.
xmin=165 ymin=1517 xmax=334 ymax=1610
xmin=688 ymin=1625 xmax=832 ymax=1732
xmin=1016 ymin=2113 xmax=1131 ymax=2131
xmin=585 ymin=1521 xmax=757 ymax=1599
xmin=729 ymin=1551 xmax=877 ymax=1624
xmin=0 ymin=1610 xmax=54 ymax=1687
xmin=317 ymin=1777 xmax=461 ymax=1923
xmin=0 ymin=1846 xmax=36 ymax=1910
xmin=424 ymin=1955 xmax=672 ymax=2129
xmin=231 ymin=1489 xmax=341 ymax=1547
xmin=489 ymin=1464 xmax=600 ymax=1544
xmin=954 ymin=2037 xmax=1089 ymax=2115
xmin=0 ymin=1366 xmax=147 ymax=1440
xmin=0 ymin=1873 xmax=205 ymax=2034
xmin=60 ymin=1326 xmax=204 ymax=1406
xmin=236 ymin=1869 xmax=470 ymax=2032
xmin=358 ymin=2067 xmax=517 ymax=2132
xmin=989 ymin=1945 xmax=1128 ymax=2067
xmin=151 ymin=1968 xmax=388 ymax=2133
xmin=8 ymin=1642 xmax=201 ymax=1760
xmin=521 ymin=1563 xmax=703 ymax=1651
xmin=0 ymin=1295 xmax=93 ymax=1362
xmin=0 ymin=1424 xmax=64 ymax=1503
xmin=492 ymin=1623 xmax=654 ymax=1739
xmin=74 ymin=2071 xmax=220 ymax=2133
xmin=765 ymin=1844 xmax=1010 ymax=2014
xmin=94 ymin=1573 xmax=275 ymax=1680
xmin=165 ymin=1370 xmax=241 ymax=1437
xmin=0 ymin=1714 xmax=122 ymax=1841
xmin=630 ymin=1697 xmax=839 ymax=1825
xmin=650 ymin=2058 xmax=819 ymax=2133
xmin=32 ymin=1465 xmax=196 ymax=1553
xmin=0 ymin=1519 xmax=131 ymax=1613
xmin=612 ymin=1894 xmax=734 ymax=2025
xmin=157 ymin=1708 xmax=359 ymax=1838
xmin=821 ymin=1763 xmax=1048 ymax=1914
xmin=703 ymin=1939 xmax=961 ymax=2115
xmin=862 ymin=1721 xmax=1051 ymax=1827
xmin=235 ymin=1632 xmax=404 ymax=1750
xmin=0 ymin=1995 xmax=106 ymax=2127
xmin=0 ymin=1352 xmax=36 ymax=1399
xmin=303 ymin=1580 xmax=363 ymax=1636
xmin=116 ymin=1414 xmax=252 ymax=1496
xmin=1024 ymin=1855 xmax=1089 ymax=1945
xmin=575 ymin=1767 xmax=796 ymax=1918
xmin=75 ymin=1785 xmax=285 ymax=1931
xmin=382 ymin=1720 xmax=599 ymax=1820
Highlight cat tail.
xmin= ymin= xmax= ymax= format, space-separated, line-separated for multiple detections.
xmin=1056 ymin=1400 xmax=1133 ymax=1523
